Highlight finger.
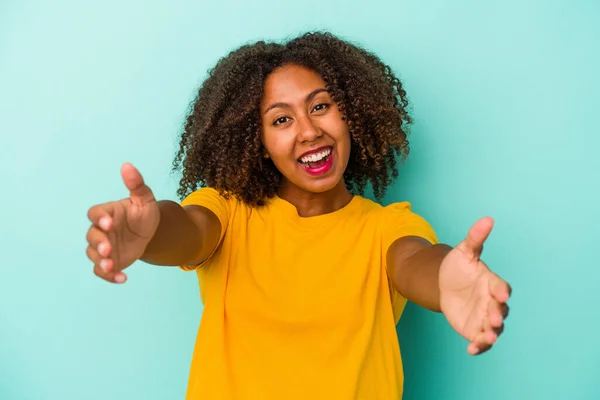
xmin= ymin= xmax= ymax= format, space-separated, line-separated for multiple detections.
xmin=493 ymin=323 xmax=505 ymax=338
xmin=86 ymin=226 xmax=112 ymax=257
xmin=468 ymin=342 xmax=492 ymax=355
xmin=501 ymin=303 xmax=510 ymax=319
xmin=87 ymin=204 xmax=115 ymax=231
xmin=490 ymin=275 xmax=512 ymax=303
xmin=468 ymin=330 xmax=496 ymax=355
xmin=86 ymin=246 xmax=102 ymax=265
xmin=482 ymin=312 xmax=499 ymax=346
xmin=93 ymin=263 xmax=127 ymax=284
xmin=468 ymin=342 xmax=493 ymax=355
xmin=487 ymin=300 xmax=505 ymax=328
xmin=121 ymin=163 xmax=155 ymax=204
xmin=86 ymin=246 xmax=114 ymax=273
xmin=457 ymin=216 xmax=494 ymax=260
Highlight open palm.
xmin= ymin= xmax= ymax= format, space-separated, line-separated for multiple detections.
xmin=86 ymin=163 xmax=160 ymax=283
xmin=439 ymin=217 xmax=512 ymax=355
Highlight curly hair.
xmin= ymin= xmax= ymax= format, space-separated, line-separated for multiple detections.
xmin=173 ymin=31 xmax=412 ymax=206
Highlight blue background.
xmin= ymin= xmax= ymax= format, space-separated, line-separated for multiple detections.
xmin=1 ymin=0 xmax=599 ymax=399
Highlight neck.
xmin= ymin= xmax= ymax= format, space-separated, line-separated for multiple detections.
xmin=277 ymin=180 xmax=354 ymax=218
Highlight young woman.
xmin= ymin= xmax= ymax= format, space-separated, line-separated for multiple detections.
xmin=85 ymin=32 xmax=511 ymax=399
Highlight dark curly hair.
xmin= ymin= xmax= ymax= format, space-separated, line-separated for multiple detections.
xmin=173 ymin=31 xmax=412 ymax=206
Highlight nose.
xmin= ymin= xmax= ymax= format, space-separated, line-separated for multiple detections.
xmin=296 ymin=116 xmax=322 ymax=143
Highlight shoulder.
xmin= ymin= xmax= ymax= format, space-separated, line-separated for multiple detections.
xmin=351 ymin=196 xmax=413 ymax=218
xmin=181 ymin=187 xmax=227 ymax=205
xmin=348 ymin=197 xmax=423 ymax=236
xmin=378 ymin=200 xmax=438 ymax=246
xmin=180 ymin=187 xmax=247 ymax=210
xmin=350 ymin=195 xmax=386 ymax=214
xmin=348 ymin=196 xmax=438 ymax=246
xmin=180 ymin=187 xmax=247 ymax=224
xmin=380 ymin=200 xmax=414 ymax=218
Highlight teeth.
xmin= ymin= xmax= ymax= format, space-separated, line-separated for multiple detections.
xmin=300 ymin=148 xmax=331 ymax=163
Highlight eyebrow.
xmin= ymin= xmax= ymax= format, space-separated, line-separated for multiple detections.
xmin=263 ymin=88 xmax=328 ymax=115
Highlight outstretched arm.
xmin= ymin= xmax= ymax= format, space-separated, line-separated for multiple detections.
xmin=387 ymin=238 xmax=451 ymax=312
xmin=387 ymin=217 xmax=512 ymax=355
xmin=86 ymin=163 xmax=222 ymax=283
xmin=141 ymin=201 xmax=221 ymax=267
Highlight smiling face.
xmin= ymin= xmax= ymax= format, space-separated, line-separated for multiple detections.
xmin=260 ymin=64 xmax=351 ymax=197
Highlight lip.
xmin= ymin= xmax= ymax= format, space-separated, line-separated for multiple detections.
xmin=298 ymin=147 xmax=335 ymax=176
xmin=297 ymin=146 xmax=333 ymax=160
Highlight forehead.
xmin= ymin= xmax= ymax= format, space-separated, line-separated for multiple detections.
xmin=261 ymin=64 xmax=327 ymax=104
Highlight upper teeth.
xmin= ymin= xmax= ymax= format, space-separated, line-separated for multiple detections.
xmin=300 ymin=148 xmax=331 ymax=163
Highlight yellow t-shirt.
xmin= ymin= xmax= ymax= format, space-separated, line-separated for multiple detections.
xmin=180 ymin=188 xmax=438 ymax=400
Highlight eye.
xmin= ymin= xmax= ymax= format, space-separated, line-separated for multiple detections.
xmin=273 ymin=116 xmax=291 ymax=126
xmin=312 ymin=103 xmax=329 ymax=113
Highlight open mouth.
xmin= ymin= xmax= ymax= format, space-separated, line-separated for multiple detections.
xmin=297 ymin=146 xmax=335 ymax=176
xmin=298 ymin=147 xmax=333 ymax=169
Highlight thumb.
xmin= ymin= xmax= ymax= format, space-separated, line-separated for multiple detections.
xmin=120 ymin=163 xmax=155 ymax=203
xmin=457 ymin=216 xmax=494 ymax=260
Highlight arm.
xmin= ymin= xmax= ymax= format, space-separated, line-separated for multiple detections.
xmin=386 ymin=237 xmax=452 ymax=312
xmin=141 ymin=201 xmax=222 ymax=267
xmin=387 ymin=218 xmax=512 ymax=356
xmin=86 ymin=163 xmax=224 ymax=284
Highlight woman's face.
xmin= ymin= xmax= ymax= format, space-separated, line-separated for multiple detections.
xmin=260 ymin=64 xmax=351 ymax=196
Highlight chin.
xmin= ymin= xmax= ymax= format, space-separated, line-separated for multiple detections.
xmin=299 ymin=175 xmax=345 ymax=194
xmin=278 ymin=155 xmax=349 ymax=195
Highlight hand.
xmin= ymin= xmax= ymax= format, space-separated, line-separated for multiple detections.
xmin=85 ymin=163 xmax=160 ymax=284
xmin=439 ymin=217 xmax=512 ymax=355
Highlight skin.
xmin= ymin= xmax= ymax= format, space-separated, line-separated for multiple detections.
xmin=85 ymin=63 xmax=511 ymax=356
xmin=260 ymin=64 xmax=353 ymax=217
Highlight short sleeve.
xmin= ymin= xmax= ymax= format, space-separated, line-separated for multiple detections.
xmin=381 ymin=202 xmax=438 ymax=323
xmin=179 ymin=187 xmax=230 ymax=271
xmin=381 ymin=202 xmax=438 ymax=253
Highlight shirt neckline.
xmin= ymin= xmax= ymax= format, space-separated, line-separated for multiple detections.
xmin=267 ymin=194 xmax=362 ymax=228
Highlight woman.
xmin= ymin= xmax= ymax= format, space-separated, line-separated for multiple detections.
xmin=85 ymin=32 xmax=511 ymax=399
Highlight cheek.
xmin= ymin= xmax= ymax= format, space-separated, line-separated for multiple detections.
xmin=338 ymin=127 xmax=351 ymax=153
xmin=260 ymin=128 xmax=276 ymax=156
xmin=339 ymin=132 xmax=352 ymax=168
xmin=328 ymin=114 xmax=350 ymax=141
xmin=262 ymin=131 xmax=295 ymax=161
